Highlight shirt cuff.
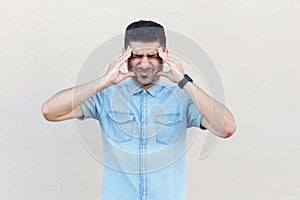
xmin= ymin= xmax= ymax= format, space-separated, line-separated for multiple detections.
xmin=199 ymin=116 xmax=207 ymax=130
xmin=76 ymin=101 xmax=96 ymax=121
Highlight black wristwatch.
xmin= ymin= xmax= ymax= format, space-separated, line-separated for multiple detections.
xmin=178 ymin=74 xmax=193 ymax=89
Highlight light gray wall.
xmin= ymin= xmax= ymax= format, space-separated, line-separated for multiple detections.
xmin=1 ymin=0 xmax=299 ymax=199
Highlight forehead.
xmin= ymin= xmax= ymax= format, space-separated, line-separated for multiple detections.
xmin=129 ymin=41 xmax=160 ymax=54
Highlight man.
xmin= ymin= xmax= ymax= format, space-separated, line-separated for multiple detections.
xmin=42 ymin=20 xmax=236 ymax=200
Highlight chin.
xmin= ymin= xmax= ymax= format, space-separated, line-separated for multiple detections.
xmin=134 ymin=77 xmax=156 ymax=87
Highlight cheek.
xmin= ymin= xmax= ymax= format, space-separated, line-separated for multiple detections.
xmin=127 ymin=60 xmax=136 ymax=70
xmin=151 ymin=58 xmax=163 ymax=65
xmin=150 ymin=61 xmax=163 ymax=71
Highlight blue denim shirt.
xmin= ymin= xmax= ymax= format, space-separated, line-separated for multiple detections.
xmin=78 ymin=79 xmax=204 ymax=200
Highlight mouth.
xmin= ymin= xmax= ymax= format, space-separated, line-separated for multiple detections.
xmin=134 ymin=67 xmax=154 ymax=76
xmin=140 ymin=71 xmax=152 ymax=77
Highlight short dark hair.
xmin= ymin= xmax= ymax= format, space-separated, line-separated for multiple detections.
xmin=125 ymin=20 xmax=166 ymax=49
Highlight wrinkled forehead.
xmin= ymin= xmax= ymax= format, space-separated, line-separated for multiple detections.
xmin=129 ymin=41 xmax=161 ymax=54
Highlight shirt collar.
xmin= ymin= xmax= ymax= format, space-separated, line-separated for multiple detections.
xmin=125 ymin=78 xmax=165 ymax=98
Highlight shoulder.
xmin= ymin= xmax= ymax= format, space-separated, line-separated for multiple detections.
xmin=96 ymin=80 xmax=132 ymax=99
xmin=157 ymin=80 xmax=189 ymax=99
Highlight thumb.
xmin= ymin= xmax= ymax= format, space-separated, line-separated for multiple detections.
xmin=157 ymin=71 xmax=170 ymax=78
xmin=121 ymin=71 xmax=135 ymax=80
xmin=128 ymin=71 xmax=136 ymax=77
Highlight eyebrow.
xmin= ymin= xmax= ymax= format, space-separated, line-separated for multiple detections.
xmin=131 ymin=53 xmax=159 ymax=57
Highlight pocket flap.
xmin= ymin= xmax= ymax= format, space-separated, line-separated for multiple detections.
xmin=108 ymin=112 xmax=134 ymax=124
xmin=155 ymin=113 xmax=181 ymax=126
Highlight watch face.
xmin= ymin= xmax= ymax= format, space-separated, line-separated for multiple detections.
xmin=184 ymin=74 xmax=193 ymax=82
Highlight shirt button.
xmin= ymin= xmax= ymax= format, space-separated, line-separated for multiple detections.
xmin=142 ymin=144 xmax=146 ymax=148
xmin=142 ymin=167 xmax=146 ymax=171
xmin=143 ymin=122 xmax=146 ymax=126
xmin=143 ymin=90 xmax=146 ymax=94
xmin=142 ymin=191 xmax=146 ymax=195
xmin=168 ymin=121 xmax=171 ymax=124
xmin=143 ymin=103 xmax=146 ymax=107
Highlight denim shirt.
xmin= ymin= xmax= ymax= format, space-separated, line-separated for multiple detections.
xmin=78 ymin=79 xmax=204 ymax=200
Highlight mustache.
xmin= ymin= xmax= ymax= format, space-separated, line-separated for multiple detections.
xmin=132 ymin=66 xmax=155 ymax=73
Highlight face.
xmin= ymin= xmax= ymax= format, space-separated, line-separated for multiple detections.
xmin=125 ymin=41 xmax=167 ymax=89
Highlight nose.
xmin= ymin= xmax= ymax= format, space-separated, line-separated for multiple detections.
xmin=140 ymin=55 xmax=151 ymax=67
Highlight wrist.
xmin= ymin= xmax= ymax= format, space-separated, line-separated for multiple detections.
xmin=176 ymin=74 xmax=184 ymax=84
xmin=178 ymin=74 xmax=193 ymax=89
xmin=97 ymin=76 xmax=112 ymax=90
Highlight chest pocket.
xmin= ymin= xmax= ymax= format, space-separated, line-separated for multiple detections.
xmin=155 ymin=113 xmax=182 ymax=145
xmin=107 ymin=112 xmax=134 ymax=143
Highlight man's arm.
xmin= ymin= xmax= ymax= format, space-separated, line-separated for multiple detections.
xmin=183 ymin=82 xmax=236 ymax=138
xmin=157 ymin=47 xmax=236 ymax=138
xmin=41 ymin=47 xmax=134 ymax=122
xmin=41 ymin=77 xmax=108 ymax=121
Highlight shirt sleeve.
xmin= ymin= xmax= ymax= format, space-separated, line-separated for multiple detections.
xmin=186 ymin=98 xmax=207 ymax=130
xmin=77 ymin=92 xmax=102 ymax=121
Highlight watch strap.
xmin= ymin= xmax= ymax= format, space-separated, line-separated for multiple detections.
xmin=178 ymin=74 xmax=193 ymax=89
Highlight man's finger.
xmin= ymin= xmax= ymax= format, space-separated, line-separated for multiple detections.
xmin=114 ymin=47 xmax=132 ymax=66
xmin=123 ymin=46 xmax=132 ymax=58
xmin=118 ymin=71 xmax=136 ymax=83
xmin=120 ymin=47 xmax=132 ymax=63
xmin=124 ymin=71 xmax=136 ymax=78
xmin=158 ymin=47 xmax=173 ymax=65
xmin=157 ymin=70 xmax=170 ymax=78
xmin=129 ymin=71 xmax=136 ymax=77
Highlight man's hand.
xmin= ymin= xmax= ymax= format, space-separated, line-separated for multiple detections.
xmin=103 ymin=46 xmax=135 ymax=85
xmin=157 ymin=47 xmax=185 ymax=83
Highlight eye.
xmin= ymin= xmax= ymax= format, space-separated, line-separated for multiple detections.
xmin=147 ymin=53 xmax=160 ymax=58
xmin=131 ymin=54 xmax=143 ymax=58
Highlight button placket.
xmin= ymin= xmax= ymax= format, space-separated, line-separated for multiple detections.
xmin=140 ymin=90 xmax=147 ymax=199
